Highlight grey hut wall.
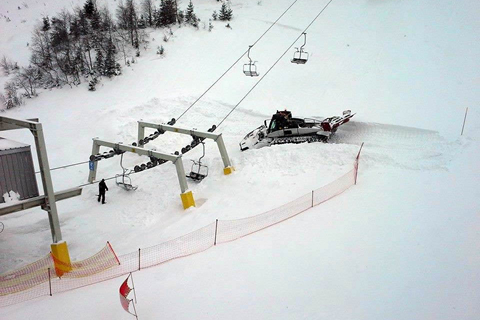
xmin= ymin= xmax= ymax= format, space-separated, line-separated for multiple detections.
xmin=0 ymin=146 xmax=39 ymax=203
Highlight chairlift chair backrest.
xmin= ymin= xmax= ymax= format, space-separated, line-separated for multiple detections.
xmin=244 ymin=45 xmax=259 ymax=77
xmin=243 ymin=62 xmax=259 ymax=77
xmin=115 ymin=153 xmax=138 ymax=191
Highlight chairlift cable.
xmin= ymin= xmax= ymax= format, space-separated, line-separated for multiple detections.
xmin=34 ymin=160 xmax=91 ymax=174
xmin=77 ymin=175 xmax=118 ymax=188
xmin=176 ymin=0 xmax=300 ymax=121
xmin=217 ymin=0 xmax=336 ymax=128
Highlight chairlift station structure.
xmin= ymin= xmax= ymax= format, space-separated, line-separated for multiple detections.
xmin=89 ymin=121 xmax=234 ymax=209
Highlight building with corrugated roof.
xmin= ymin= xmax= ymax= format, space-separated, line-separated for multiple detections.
xmin=0 ymin=137 xmax=39 ymax=203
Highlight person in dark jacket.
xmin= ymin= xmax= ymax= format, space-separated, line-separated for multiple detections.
xmin=98 ymin=179 xmax=108 ymax=204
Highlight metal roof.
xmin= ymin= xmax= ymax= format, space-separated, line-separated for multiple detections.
xmin=0 ymin=137 xmax=29 ymax=151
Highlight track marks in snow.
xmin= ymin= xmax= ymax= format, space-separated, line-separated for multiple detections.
xmin=332 ymin=121 xmax=462 ymax=171
xmin=253 ymin=19 xmax=304 ymax=32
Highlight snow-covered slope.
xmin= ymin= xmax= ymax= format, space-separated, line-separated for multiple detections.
xmin=1 ymin=0 xmax=479 ymax=318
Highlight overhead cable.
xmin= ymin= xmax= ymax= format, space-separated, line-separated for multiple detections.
xmin=217 ymin=0 xmax=336 ymax=128
xmin=176 ymin=0 xmax=300 ymax=121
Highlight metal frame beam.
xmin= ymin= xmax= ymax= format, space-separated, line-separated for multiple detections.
xmin=0 ymin=117 xmax=39 ymax=131
xmin=89 ymin=139 xmax=190 ymax=194
xmin=0 ymin=116 xmax=63 ymax=243
xmin=137 ymin=121 xmax=233 ymax=170
xmin=0 ymin=188 xmax=82 ymax=216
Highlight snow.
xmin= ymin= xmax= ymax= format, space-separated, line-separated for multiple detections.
xmin=0 ymin=137 xmax=29 ymax=150
xmin=1 ymin=0 xmax=480 ymax=319
xmin=2 ymin=191 xmax=21 ymax=203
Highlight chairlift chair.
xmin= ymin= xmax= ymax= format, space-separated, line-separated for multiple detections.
xmin=243 ymin=45 xmax=259 ymax=77
xmin=186 ymin=141 xmax=209 ymax=182
xmin=291 ymin=33 xmax=309 ymax=64
xmin=115 ymin=154 xmax=138 ymax=191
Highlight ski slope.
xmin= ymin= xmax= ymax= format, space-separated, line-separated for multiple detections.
xmin=1 ymin=0 xmax=480 ymax=319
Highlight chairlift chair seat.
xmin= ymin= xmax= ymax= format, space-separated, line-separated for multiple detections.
xmin=187 ymin=160 xmax=208 ymax=182
xmin=243 ymin=63 xmax=259 ymax=77
xmin=291 ymin=51 xmax=309 ymax=64
xmin=291 ymin=57 xmax=308 ymax=64
xmin=115 ymin=173 xmax=138 ymax=191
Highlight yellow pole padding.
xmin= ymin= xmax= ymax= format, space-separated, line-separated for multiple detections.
xmin=223 ymin=166 xmax=235 ymax=175
xmin=180 ymin=191 xmax=195 ymax=209
xmin=51 ymin=241 xmax=72 ymax=277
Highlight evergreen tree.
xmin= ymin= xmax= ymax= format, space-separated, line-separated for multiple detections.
xmin=90 ymin=8 xmax=102 ymax=31
xmin=83 ymin=0 xmax=96 ymax=19
xmin=88 ymin=77 xmax=98 ymax=91
xmin=177 ymin=9 xmax=184 ymax=24
xmin=42 ymin=16 xmax=50 ymax=32
xmin=153 ymin=7 xmax=161 ymax=27
xmin=70 ymin=18 xmax=81 ymax=40
xmin=95 ymin=47 xmax=104 ymax=75
xmin=74 ymin=45 xmax=85 ymax=75
xmin=219 ymin=2 xmax=232 ymax=21
xmin=185 ymin=1 xmax=195 ymax=24
xmin=104 ymin=39 xmax=116 ymax=77
xmin=115 ymin=62 xmax=122 ymax=75
xmin=157 ymin=45 xmax=164 ymax=55
xmin=159 ymin=0 xmax=176 ymax=26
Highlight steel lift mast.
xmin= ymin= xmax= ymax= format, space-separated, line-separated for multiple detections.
xmin=0 ymin=116 xmax=82 ymax=275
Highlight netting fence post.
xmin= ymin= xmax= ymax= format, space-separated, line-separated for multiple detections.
xmin=48 ymin=268 xmax=52 ymax=296
xmin=138 ymin=248 xmax=141 ymax=271
xmin=311 ymin=190 xmax=314 ymax=207
xmin=107 ymin=241 xmax=120 ymax=265
xmin=355 ymin=142 xmax=364 ymax=185
xmin=461 ymin=107 xmax=468 ymax=135
xmin=214 ymin=219 xmax=219 ymax=246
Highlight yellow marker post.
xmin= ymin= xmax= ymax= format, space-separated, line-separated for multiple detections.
xmin=51 ymin=241 xmax=72 ymax=277
xmin=180 ymin=191 xmax=196 ymax=209
xmin=223 ymin=166 xmax=235 ymax=175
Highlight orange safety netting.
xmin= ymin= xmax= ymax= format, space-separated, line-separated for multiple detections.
xmin=51 ymin=243 xmax=120 ymax=278
xmin=0 ymin=243 xmax=119 ymax=299
xmin=0 ymin=160 xmax=359 ymax=308
xmin=0 ymin=254 xmax=54 ymax=296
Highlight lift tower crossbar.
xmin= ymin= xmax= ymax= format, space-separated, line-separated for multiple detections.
xmin=137 ymin=121 xmax=234 ymax=175
xmin=88 ymin=139 xmax=195 ymax=209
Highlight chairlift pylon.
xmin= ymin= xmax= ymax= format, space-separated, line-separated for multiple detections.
xmin=243 ymin=45 xmax=259 ymax=77
xmin=115 ymin=154 xmax=138 ymax=191
xmin=291 ymin=33 xmax=309 ymax=64
xmin=186 ymin=141 xmax=209 ymax=182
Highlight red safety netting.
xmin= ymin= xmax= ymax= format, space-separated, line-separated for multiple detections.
xmin=216 ymin=192 xmax=312 ymax=244
xmin=0 ymin=244 xmax=121 ymax=305
xmin=59 ymin=244 xmax=120 ymax=278
xmin=313 ymin=168 xmax=356 ymax=207
xmin=140 ymin=222 xmax=216 ymax=269
xmin=0 ymin=160 xmax=359 ymax=308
